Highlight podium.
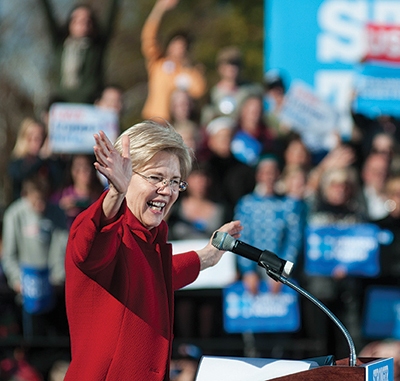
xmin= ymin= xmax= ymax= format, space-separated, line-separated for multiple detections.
xmin=195 ymin=356 xmax=394 ymax=381
xmin=268 ymin=357 xmax=393 ymax=381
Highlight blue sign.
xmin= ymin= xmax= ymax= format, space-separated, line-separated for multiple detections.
xmin=21 ymin=266 xmax=55 ymax=315
xmin=363 ymin=286 xmax=400 ymax=339
xmin=353 ymin=62 xmax=400 ymax=118
xmin=265 ymin=0 xmax=400 ymax=135
xmin=305 ymin=223 xmax=385 ymax=277
xmin=362 ymin=357 xmax=394 ymax=381
xmin=223 ymin=281 xmax=300 ymax=333
xmin=231 ymin=131 xmax=262 ymax=166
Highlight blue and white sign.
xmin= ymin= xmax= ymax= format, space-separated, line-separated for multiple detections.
xmin=265 ymin=0 xmax=400 ymax=134
xmin=362 ymin=357 xmax=394 ymax=381
xmin=279 ymin=81 xmax=339 ymax=152
xmin=363 ymin=286 xmax=400 ymax=339
xmin=21 ymin=266 xmax=54 ymax=314
xmin=49 ymin=103 xmax=119 ymax=154
xmin=223 ymin=281 xmax=300 ymax=333
xmin=305 ymin=223 xmax=387 ymax=277
xmin=353 ymin=62 xmax=400 ymax=118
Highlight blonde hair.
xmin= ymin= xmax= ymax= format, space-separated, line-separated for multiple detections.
xmin=114 ymin=120 xmax=193 ymax=180
xmin=12 ymin=117 xmax=45 ymax=158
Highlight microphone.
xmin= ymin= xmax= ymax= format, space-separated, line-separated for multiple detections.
xmin=211 ymin=231 xmax=294 ymax=278
xmin=212 ymin=231 xmax=357 ymax=367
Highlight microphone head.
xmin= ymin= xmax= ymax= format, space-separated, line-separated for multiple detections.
xmin=211 ymin=231 xmax=236 ymax=251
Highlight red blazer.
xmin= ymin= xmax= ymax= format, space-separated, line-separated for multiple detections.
xmin=64 ymin=192 xmax=200 ymax=381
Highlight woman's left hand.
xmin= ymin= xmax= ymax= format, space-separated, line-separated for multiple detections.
xmin=196 ymin=220 xmax=243 ymax=271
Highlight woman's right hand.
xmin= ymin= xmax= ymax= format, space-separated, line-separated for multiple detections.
xmin=93 ymin=131 xmax=132 ymax=196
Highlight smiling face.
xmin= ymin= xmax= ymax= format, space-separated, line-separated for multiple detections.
xmin=125 ymin=151 xmax=181 ymax=230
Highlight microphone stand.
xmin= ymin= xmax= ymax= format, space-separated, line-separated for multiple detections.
xmin=259 ymin=262 xmax=357 ymax=367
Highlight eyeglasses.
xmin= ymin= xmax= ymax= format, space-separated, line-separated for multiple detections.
xmin=132 ymin=170 xmax=188 ymax=192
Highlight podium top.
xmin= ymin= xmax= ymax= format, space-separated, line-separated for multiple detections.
xmin=195 ymin=357 xmax=394 ymax=381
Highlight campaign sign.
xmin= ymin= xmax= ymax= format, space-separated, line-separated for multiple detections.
xmin=305 ymin=223 xmax=383 ymax=277
xmin=265 ymin=0 xmax=400 ymax=139
xmin=21 ymin=266 xmax=54 ymax=315
xmin=362 ymin=357 xmax=394 ymax=381
xmin=223 ymin=281 xmax=300 ymax=333
xmin=352 ymin=62 xmax=400 ymax=119
xmin=279 ymin=81 xmax=339 ymax=152
xmin=49 ymin=103 xmax=119 ymax=153
xmin=231 ymin=131 xmax=262 ymax=166
xmin=363 ymin=286 xmax=400 ymax=340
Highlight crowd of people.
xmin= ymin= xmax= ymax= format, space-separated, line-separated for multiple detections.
xmin=2 ymin=0 xmax=400 ymax=380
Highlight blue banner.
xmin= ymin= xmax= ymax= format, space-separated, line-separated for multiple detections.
xmin=305 ymin=223 xmax=389 ymax=277
xmin=265 ymin=0 xmax=400 ymax=134
xmin=363 ymin=286 xmax=400 ymax=339
xmin=223 ymin=281 xmax=300 ymax=333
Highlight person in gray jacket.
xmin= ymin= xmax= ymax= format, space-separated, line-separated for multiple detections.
xmin=2 ymin=174 xmax=68 ymax=337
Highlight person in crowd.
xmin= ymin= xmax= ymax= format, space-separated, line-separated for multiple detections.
xmin=7 ymin=118 xmax=61 ymax=203
xmin=201 ymin=46 xmax=262 ymax=126
xmin=274 ymin=134 xmax=312 ymax=197
xmin=281 ymin=133 xmax=312 ymax=171
xmin=201 ymin=116 xmax=256 ymax=221
xmin=306 ymin=142 xmax=358 ymax=195
xmin=168 ymin=164 xmax=225 ymax=241
xmin=352 ymin=112 xmax=400 ymax=160
xmin=263 ymin=69 xmax=291 ymax=138
xmin=372 ymin=174 xmax=400 ymax=287
xmin=174 ymin=121 xmax=201 ymax=154
xmin=370 ymin=132 xmax=396 ymax=160
xmin=277 ymin=164 xmax=309 ymax=200
xmin=63 ymin=120 xmax=242 ymax=380
xmin=169 ymin=89 xmax=199 ymax=128
xmin=231 ymin=94 xmax=276 ymax=166
xmin=1 ymin=175 xmax=68 ymax=338
xmin=234 ymin=154 xmax=306 ymax=295
xmin=38 ymin=0 xmax=121 ymax=104
xmin=50 ymin=154 xmax=104 ymax=229
xmin=359 ymin=152 xmax=390 ymax=221
xmin=141 ymin=0 xmax=207 ymax=121
xmin=303 ymin=166 xmax=366 ymax=359
xmin=94 ymin=84 xmax=125 ymax=118
xmin=0 ymin=347 xmax=43 ymax=381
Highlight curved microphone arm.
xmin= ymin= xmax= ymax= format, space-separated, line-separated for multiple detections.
xmin=260 ymin=263 xmax=357 ymax=367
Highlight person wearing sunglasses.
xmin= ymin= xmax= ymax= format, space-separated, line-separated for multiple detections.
xmin=63 ymin=119 xmax=242 ymax=380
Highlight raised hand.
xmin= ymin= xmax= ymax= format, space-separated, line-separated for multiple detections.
xmin=93 ymin=131 xmax=132 ymax=196
xmin=156 ymin=0 xmax=179 ymax=12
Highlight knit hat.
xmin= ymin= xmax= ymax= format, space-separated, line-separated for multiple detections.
xmin=206 ymin=116 xmax=236 ymax=136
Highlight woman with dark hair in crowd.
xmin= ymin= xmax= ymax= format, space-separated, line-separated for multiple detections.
xmin=38 ymin=0 xmax=121 ymax=103
xmin=50 ymin=154 xmax=104 ymax=229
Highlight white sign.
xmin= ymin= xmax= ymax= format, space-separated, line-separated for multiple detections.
xmin=48 ymin=103 xmax=119 ymax=154
xmin=279 ymin=81 xmax=339 ymax=152
xmin=171 ymin=239 xmax=237 ymax=289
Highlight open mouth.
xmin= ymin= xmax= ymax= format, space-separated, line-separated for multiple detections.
xmin=147 ymin=201 xmax=166 ymax=211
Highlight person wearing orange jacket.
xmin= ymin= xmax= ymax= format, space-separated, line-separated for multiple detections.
xmin=141 ymin=0 xmax=207 ymax=121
